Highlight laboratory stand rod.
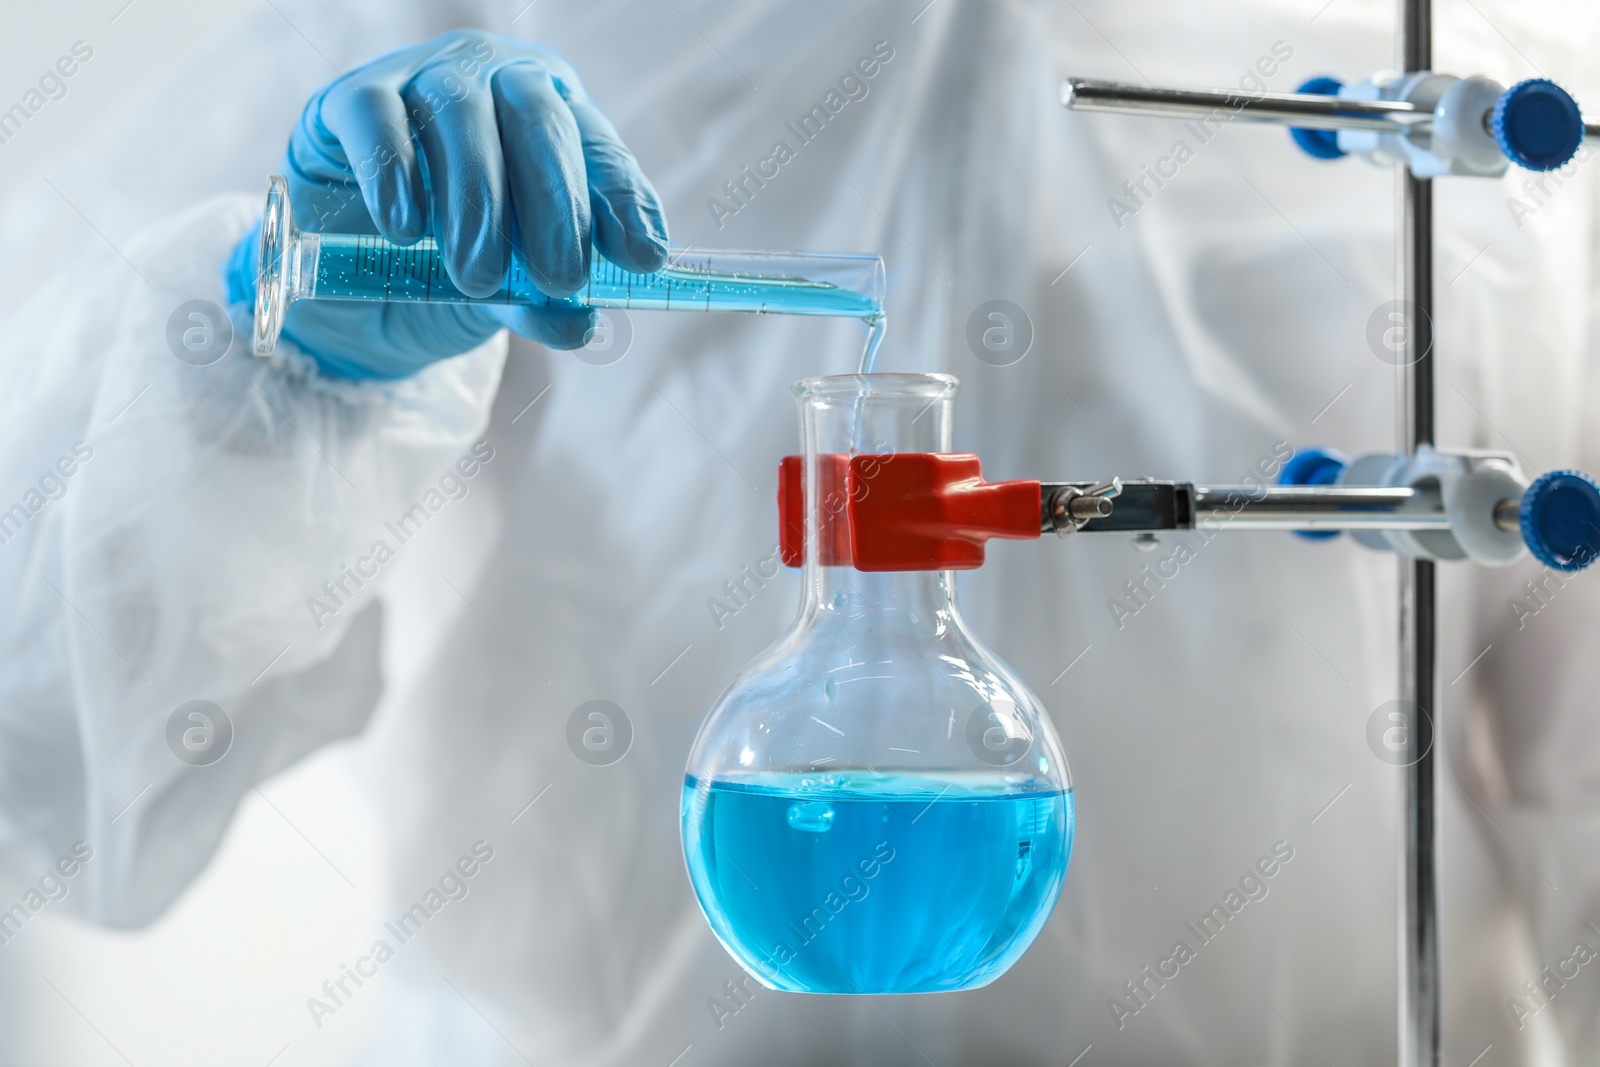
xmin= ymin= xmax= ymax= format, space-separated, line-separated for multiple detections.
xmin=1398 ymin=0 xmax=1440 ymax=1066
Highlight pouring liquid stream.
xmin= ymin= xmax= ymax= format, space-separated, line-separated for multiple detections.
xmin=858 ymin=315 xmax=886 ymax=375
xmin=849 ymin=315 xmax=887 ymax=452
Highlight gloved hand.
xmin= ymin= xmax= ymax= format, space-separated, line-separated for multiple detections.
xmin=224 ymin=30 xmax=669 ymax=380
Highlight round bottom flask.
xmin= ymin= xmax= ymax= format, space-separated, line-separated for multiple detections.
xmin=681 ymin=373 xmax=1073 ymax=995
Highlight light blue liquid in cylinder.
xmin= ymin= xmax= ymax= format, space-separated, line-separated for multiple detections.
xmin=681 ymin=772 xmax=1073 ymax=994
xmin=305 ymin=234 xmax=889 ymax=374
xmin=308 ymin=234 xmax=884 ymax=319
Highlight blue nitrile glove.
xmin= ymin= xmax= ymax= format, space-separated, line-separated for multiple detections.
xmin=224 ymin=30 xmax=669 ymax=380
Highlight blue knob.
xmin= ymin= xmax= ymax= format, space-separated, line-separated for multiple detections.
xmin=1521 ymin=470 xmax=1600 ymax=572
xmin=1280 ymin=447 xmax=1349 ymax=541
xmin=1492 ymin=79 xmax=1584 ymax=172
xmin=1290 ymin=77 xmax=1348 ymax=160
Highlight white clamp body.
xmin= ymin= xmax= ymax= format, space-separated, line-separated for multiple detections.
xmin=1335 ymin=72 xmax=1510 ymax=178
xmin=1340 ymin=447 xmax=1527 ymax=565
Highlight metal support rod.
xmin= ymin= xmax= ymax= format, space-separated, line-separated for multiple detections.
xmin=1062 ymin=78 xmax=1429 ymax=133
xmin=1399 ymin=2 xmax=1440 ymax=1067
xmin=1190 ymin=486 xmax=1447 ymax=529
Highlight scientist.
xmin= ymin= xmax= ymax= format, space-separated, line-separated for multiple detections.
xmin=1 ymin=1 xmax=1599 ymax=1065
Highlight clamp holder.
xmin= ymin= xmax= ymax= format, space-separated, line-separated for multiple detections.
xmin=1063 ymin=72 xmax=1592 ymax=177
xmin=778 ymin=451 xmax=1600 ymax=574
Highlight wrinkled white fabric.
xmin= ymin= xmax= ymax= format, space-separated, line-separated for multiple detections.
xmin=3 ymin=0 xmax=1600 ymax=1063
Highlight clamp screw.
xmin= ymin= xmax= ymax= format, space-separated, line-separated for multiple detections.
xmin=1048 ymin=478 xmax=1121 ymax=538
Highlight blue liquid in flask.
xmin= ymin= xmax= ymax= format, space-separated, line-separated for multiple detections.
xmin=681 ymin=772 xmax=1073 ymax=994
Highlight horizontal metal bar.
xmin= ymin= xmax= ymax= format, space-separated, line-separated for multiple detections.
xmin=1042 ymin=481 xmax=1453 ymax=533
xmin=1062 ymin=78 xmax=1430 ymax=134
xmin=1065 ymin=78 xmax=1600 ymax=159
xmin=1193 ymin=486 xmax=1449 ymax=529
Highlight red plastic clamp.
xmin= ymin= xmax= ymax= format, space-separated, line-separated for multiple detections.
xmin=779 ymin=454 xmax=853 ymax=567
xmin=778 ymin=453 xmax=1041 ymax=571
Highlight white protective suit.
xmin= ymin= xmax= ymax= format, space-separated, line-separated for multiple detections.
xmin=3 ymin=0 xmax=1600 ymax=1064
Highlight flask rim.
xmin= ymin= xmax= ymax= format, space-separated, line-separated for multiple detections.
xmin=791 ymin=372 xmax=957 ymax=404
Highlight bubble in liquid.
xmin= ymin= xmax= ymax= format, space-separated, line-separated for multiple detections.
xmin=786 ymin=801 xmax=836 ymax=833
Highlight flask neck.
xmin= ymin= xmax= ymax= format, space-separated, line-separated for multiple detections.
xmin=801 ymin=562 xmax=959 ymax=631
xmin=788 ymin=373 xmax=963 ymax=633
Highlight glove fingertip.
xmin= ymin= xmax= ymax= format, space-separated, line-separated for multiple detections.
xmin=626 ymin=198 xmax=670 ymax=272
xmin=551 ymin=309 xmax=601 ymax=350
xmin=594 ymin=205 xmax=668 ymax=276
xmin=381 ymin=202 xmax=426 ymax=245
xmin=503 ymin=307 xmax=598 ymax=350
xmin=629 ymin=233 xmax=670 ymax=275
